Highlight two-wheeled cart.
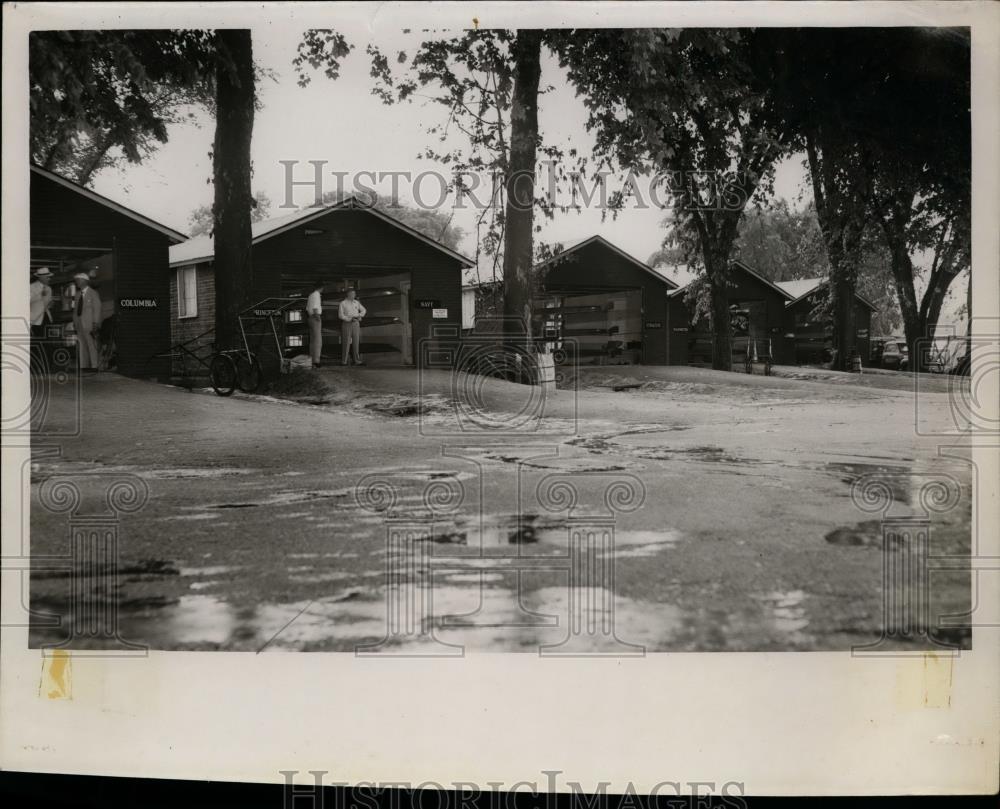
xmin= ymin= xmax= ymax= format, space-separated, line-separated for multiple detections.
xmin=152 ymin=296 xmax=304 ymax=396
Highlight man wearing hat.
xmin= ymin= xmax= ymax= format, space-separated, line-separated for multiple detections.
xmin=72 ymin=272 xmax=103 ymax=372
xmin=29 ymin=267 xmax=54 ymax=369
xmin=30 ymin=267 xmax=53 ymax=334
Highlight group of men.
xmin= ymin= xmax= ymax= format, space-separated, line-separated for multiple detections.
xmin=305 ymin=280 xmax=367 ymax=369
xmin=29 ymin=268 xmax=103 ymax=373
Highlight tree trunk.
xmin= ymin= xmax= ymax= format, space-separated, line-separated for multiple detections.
xmin=884 ymin=236 xmax=924 ymax=372
xmin=829 ymin=265 xmax=856 ymax=371
xmin=805 ymin=130 xmax=864 ymax=371
xmin=212 ymin=30 xmax=255 ymax=351
xmin=501 ymin=29 xmax=542 ymax=363
xmin=708 ymin=272 xmax=733 ymax=372
xmin=965 ymin=268 xmax=972 ymax=362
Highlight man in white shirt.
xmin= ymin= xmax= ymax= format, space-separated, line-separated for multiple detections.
xmin=29 ymin=267 xmax=54 ymax=370
xmin=72 ymin=272 xmax=103 ymax=372
xmin=338 ymin=288 xmax=367 ymax=366
xmin=30 ymin=267 xmax=54 ymax=331
xmin=306 ymin=280 xmax=325 ymax=368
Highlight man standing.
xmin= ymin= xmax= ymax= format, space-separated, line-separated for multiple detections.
xmin=338 ymin=288 xmax=366 ymax=366
xmin=72 ymin=272 xmax=102 ymax=372
xmin=29 ymin=267 xmax=54 ymax=370
xmin=306 ymin=279 xmax=325 ymax=369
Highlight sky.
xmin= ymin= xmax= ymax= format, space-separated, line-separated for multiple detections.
xmin=86 ymin=26 xmax=965 ymax=327
xmin=89 ymin=28 xmax=810 ymax=266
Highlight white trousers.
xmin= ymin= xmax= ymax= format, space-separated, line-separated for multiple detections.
xmin=341 ymin=320 xmax=361 ymax=364
xmin=75 ymin=323 xmax=99 ymax=369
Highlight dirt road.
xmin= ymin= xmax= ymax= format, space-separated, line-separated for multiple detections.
xmin=27 ymin=365 xmax=972 ymax=652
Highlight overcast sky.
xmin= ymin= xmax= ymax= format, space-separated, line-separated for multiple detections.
xmin=89 ymin=28 xmax=809 ymax=266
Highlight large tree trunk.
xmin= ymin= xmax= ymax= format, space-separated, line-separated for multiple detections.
xmin=707 ymin=273 xmax=733 ymax=372
xmin=883 ymin=233 xmax=925 ymax=372
xmin=212 ymin=30 xmax=255 ymax=351
xmin=805 ymin=130 xmax=866 ymax=371
xmin=501 ymin=29 xmax=542 ymax=362
xmin=701 ymin=233 xmax=734 ymax=372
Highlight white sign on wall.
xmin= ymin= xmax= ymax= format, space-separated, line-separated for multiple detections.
xmin=432 ymin=308 xmax=448 ymax=319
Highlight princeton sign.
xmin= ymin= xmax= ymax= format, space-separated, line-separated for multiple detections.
xmin=119 ymin=298 xmax=158 ymax=309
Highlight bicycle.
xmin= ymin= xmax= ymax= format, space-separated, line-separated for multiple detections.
xmin=209 ymin=348 xmax=262 ymax=396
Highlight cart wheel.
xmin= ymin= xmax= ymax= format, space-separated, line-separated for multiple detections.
xmin=210 ymin=354 xmax=238 ymax=397
xmin=237 ymin=355 xmax=263 ymax=394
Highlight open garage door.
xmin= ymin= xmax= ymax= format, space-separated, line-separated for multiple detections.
xmin=282 ymin=271 xmax=413 ymax=366
xmin=537 ymin=288 xmax=643 ymax=365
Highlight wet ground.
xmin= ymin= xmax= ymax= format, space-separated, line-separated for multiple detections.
xmin=26 ymin=366 xmax=973 ymax=653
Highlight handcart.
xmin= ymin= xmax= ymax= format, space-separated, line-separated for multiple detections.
xmin=152 ymin=296 xmax=304 ymax=396
xmin=744 ymin=336 xmax=773 ymax=376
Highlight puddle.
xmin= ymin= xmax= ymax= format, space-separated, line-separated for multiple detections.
xmin=132 ymin=467 xmax=256 ymax=480
xmin=482 ymin=453 xmax=635 ymax=473
xmin=753 ymin=590 xmax=810 ymax=640
xmin=444 ymin=573 xmax=505 ymax=584
xmin=421 ymin=514 xmax=682 ymax=559
xmin=287 ymin=571 xmax=354 ymax=584
xmin=190 ymin=580 xmax=220 ymax=591
xmin=179 ymin=565 xmax=241 ymax=577
xmin=205 ymin=488 xmax=352 ymax=510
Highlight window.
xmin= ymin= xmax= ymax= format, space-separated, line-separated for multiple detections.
xmin=177 ymin=266 xmax=198 ymax=318
xmin=286 ymin=335 xmax=303 ymax=347
xmin=286 ymin=309 xmax=303 ymax=323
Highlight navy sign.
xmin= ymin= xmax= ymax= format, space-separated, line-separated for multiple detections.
xmin=415 ymin=299 xmax=440 ymax=309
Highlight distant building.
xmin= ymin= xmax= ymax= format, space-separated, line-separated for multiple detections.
xmin=776 ymin=278 xmax=875 ymax=365
xmin=667 ymin=261 xmax=796 ymax=366
xmin=535 ymin=235 xmax=679 ymax=365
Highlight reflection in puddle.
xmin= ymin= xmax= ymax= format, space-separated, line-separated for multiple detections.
xmin=40 ymin=574 xmax=824 ymax=652
xmin=754 ymin=590 xmax=810 ymax=640
xmin=426 ymin=514 xmax=682 ymax=555
xmin=190 ymin=580 xmax=221 ymax=591
xmin=179 ymin=565 xmax=240 ymax=577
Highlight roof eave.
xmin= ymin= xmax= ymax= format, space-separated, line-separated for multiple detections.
xmin=31 ymin=164 xmax=188 ymax=243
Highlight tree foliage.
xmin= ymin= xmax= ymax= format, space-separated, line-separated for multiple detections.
xmin=188 ymin=190 xmax=273 ymax=237
xmin=29 ymin=30 xmax=218 ymax=185
xmin=296 ymin=28 xmax=557 ymax=349
xmin=557 ymin=28 xmax=792 ymax=370
xmin=764 ymin=27 xmax=970 ymax=370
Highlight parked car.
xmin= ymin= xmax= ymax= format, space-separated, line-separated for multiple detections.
xmin=880 ymin=339 xmax=909 ymax=370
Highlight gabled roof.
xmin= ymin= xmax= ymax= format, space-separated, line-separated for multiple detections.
xmin=31 ymin=164 xmax=188 ymax=243
xmin=778 ymin=277 xmax=877 ymax=310
xmin=731 ymin=260 xmax=796 ymax=300
xmin=668 ymin=261 xmax=796 ymax=301
xmin=775 ymin=277 xmax=825 ymax=302
xmin=534 ymin=235 xmax=679 ymax=289
xmin=169 ymin=195 xmax=474 ymax=268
